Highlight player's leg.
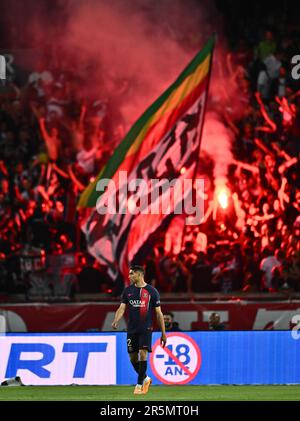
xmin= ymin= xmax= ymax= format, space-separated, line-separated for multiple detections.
xmin=127 ymin=334 xmax=144 ymax=395
xmin=129 ymin=351 xmax=139 ymax=375
xmin=133 ymin=349 xmax=148 ymax=394
xmin=137 ymin=348 xmax=148 ymax=386
xmin=127 ymin=333 xmax=139 ymax=373
xmin=138 ymin=332 xmax=153 ymax=394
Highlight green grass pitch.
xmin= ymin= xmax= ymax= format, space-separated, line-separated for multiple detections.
xmin=0 ymin=385 xmax=300 ymax=401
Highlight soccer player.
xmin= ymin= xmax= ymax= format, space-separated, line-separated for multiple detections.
xmin=112 ymin=265 xmax=167 ymax=395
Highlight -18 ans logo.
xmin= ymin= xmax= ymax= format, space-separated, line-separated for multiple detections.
xmin=291 ymin=315 xmax=300 ymax=339
xmin=291 ymin=55 xmax=300 ymax=80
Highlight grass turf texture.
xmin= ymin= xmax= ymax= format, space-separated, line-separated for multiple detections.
xmin=0 ymin=385 xmax=300 ymax=401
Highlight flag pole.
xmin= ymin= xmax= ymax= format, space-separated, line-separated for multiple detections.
xmin=180 ymin=35 xmax=216 ymax=253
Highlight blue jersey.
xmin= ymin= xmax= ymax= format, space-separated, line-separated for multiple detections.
xmin=121 ymin=284 xmax=161 ymax=333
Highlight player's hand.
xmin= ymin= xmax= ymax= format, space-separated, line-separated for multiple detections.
xmin=111 ymin=321 xmax=118 ymax=330
xmin=160 ymin=334 xmax=167 ymax=348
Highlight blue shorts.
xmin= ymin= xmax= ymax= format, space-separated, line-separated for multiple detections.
xmin=127 ymin=332 xmax=152 ymax=353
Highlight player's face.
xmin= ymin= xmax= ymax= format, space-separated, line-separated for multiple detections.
xmin=129 ymin=269 xmax=140 ymax=284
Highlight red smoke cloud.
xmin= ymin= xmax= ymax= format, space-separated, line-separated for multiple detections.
xmin=2 ymin=0 xmax=248 ymax=183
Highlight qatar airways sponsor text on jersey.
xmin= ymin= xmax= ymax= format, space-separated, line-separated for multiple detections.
xmin=121 ymin=284 xmax=161 ymax=333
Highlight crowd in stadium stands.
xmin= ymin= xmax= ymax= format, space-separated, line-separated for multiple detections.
xmin=0 ymin=7 xmax=299 ymax=299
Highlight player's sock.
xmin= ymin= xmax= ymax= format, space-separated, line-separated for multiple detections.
xmin=138 ymin=361 xmax=147 ymax=385
xmin=131 ymin=361 xmax=146 ymax=381
xmin=131 ymin=361 xmax=139 ymax=374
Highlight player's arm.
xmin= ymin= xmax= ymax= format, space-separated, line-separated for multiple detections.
xmin=111 ymin=303 xmax=126 ymax=329
xmin=155 ymin=306 xmax=167 ymax=348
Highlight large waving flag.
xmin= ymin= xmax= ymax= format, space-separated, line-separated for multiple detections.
xmin=79 ymin=37 xmax=214 ymax=281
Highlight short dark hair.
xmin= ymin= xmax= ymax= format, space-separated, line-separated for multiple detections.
xmin=129 ymin=265 xmax=145 ymax=275
xmin=164 ymin=311 xmax=174 ymax=319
